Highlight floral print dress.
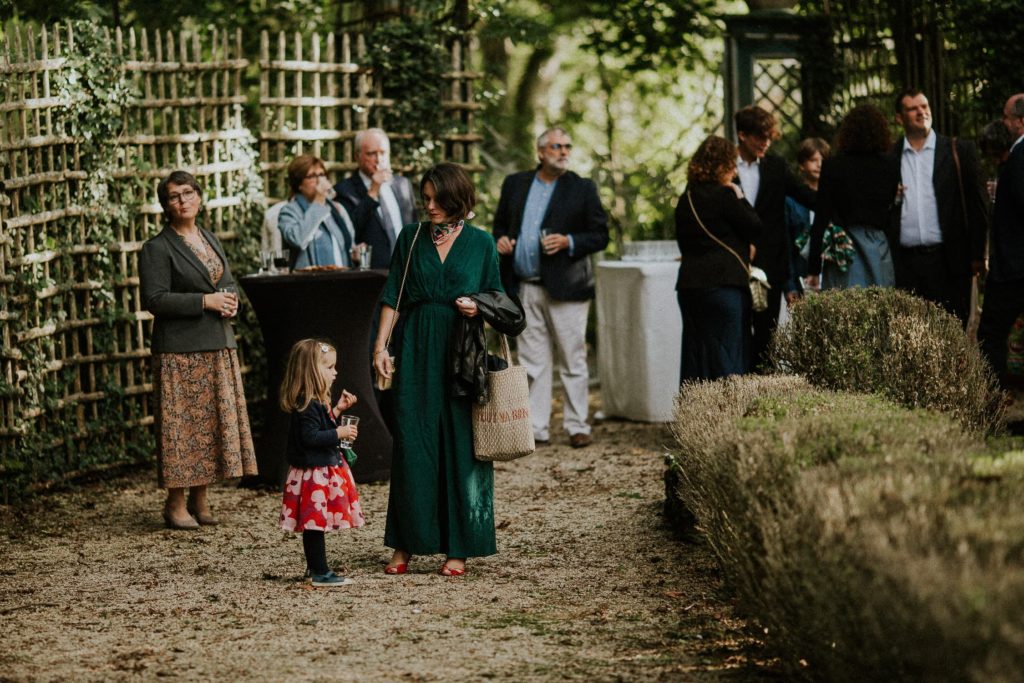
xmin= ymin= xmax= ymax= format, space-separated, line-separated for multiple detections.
xmin=154 ymin=233 xmax=257 ymax=488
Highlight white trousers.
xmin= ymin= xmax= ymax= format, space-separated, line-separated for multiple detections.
xmin=517 ymin=282 xmax=591 ymax=440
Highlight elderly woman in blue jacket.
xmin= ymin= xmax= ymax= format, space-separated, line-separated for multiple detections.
xmin=278 ymin=155 xmax=358 ymax=269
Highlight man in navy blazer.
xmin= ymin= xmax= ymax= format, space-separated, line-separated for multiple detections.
xmin=492 ymin=126 xmax=609 ymax=448
xmin=979 ymin=93 xmax=1024 ymax=388
xmin=892 ymin=89 xmax=989 ymax=326
xmin=333 ymin=128 xmax=417 ymax=270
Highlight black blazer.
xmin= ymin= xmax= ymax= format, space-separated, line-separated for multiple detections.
xmin=739 ymin=153 xmax=816 ymax=286
xmin=891 ymin=134 xmax=989 ymax=275
xmin=285 ymin=400 xmax=342 ymax=468
xmin=990 ymin=141 xmax=1024 ymax=283
xmin=491 ymin=169 xmax=609 ymax=301
xmin=675 ymin=182 xmax=762 ymax=290
xmin=139 ymin=226 xmax=238 ymax=354
xmin=334 ymin=172 xmax=417 ymax=269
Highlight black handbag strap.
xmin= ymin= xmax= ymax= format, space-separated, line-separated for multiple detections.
xmin=686 ymin=190 xmax=751 ymax=279
xmin=383 ymin=221 xmax=425 ymax=350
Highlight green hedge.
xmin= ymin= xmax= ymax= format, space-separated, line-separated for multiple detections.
xmin=770 ymin=287 xmax=1004 ymax=434
xmin=668 ymin=375 xmax=1024 ymax=681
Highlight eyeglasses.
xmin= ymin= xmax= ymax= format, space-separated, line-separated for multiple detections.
xmin=305 ymin=172 xmax=327 ymax=180
xmin=167 ymin=188 xmax=197 ymax=204
xmin=547 ymin=143 xmax=573 ymax=151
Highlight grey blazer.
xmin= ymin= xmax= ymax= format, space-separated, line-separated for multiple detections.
xmin=139 ymin=226 xmax=238 ymax=354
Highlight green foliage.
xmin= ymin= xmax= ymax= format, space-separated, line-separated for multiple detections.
xmin=576 ymin=0 xmax=719 ymax=73
xmin=365 ymin=15 xmax=455 ymax=172
xmin=669 ymin=375 xmax=1024 ymax=680
xmin=770 ymin=287 xmax=1004 ymax=434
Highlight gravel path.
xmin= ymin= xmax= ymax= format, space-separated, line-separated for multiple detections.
xmin=0 ymin=403 xmax=772 ymax=681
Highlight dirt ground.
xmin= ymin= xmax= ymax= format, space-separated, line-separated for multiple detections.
xmin=0 ymin=396 xmax=775 ymax=682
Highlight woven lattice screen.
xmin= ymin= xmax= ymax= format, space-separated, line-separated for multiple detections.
xmin=0 ymin=23 xmax=478 ymax=500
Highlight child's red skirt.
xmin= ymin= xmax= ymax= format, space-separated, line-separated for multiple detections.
xmin=279 ymin=462 xmax=365 ymax=532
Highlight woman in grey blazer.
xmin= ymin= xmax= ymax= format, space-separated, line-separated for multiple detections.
xmin=139 ymin=170 xmax=257 ymax=529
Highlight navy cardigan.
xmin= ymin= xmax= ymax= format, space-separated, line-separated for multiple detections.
xmin=285 ymin=400 xmax=342 ymax=468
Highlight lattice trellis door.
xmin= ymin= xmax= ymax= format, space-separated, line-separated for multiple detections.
xmin=723 ymin=11 xmax=823 ymax=160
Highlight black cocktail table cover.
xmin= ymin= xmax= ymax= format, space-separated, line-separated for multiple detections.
xmin=241 ymin=269 xmax=391 ymax=485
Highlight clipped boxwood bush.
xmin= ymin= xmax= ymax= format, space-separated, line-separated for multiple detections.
xmin=669 ymin=375 xmax=1024 ymax=682
xmin=770 ymin=287 xmax=1004 ymax=434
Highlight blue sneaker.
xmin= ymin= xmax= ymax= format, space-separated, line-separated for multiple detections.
xmin=310 ymin=570 xmax=354 ymax=587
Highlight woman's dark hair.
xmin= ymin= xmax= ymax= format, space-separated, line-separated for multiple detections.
xmin=420 ymin=162 xmax=476 ymax=221
xmin=287 ymin=154 xmax=325 ymax=194
xmin=156 ymin=170 xmax=203 ymax=223
xmin=979 ymin=119 xmax=1014 ymax=162
xmin=796 ymin=137 xmax=831 ymax=165
xmin=835 ymin=104 xmax=892 ymax=155
xmin=687 ymin=136 xmax=737 ymax=184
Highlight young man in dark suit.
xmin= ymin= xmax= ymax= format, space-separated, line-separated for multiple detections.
xmin=492 ymin=126 xmax=609 ymax=448
xmin=733 ymin=106 xmax=815 ymax=371
xmin=333 ymin=128 xmax=417 ymax=270
xmin=979 ymin=93 xmax=1024 ymax=389
xmin=892 ymin=89 xmax=989 ymax=325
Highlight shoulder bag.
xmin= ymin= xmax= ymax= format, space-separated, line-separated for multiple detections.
xmin=472 ymin=333 xmax=534 ymax=462
xmin=376 ymin=222 xmax=425 ymax=391
xmin=686 ymin=191 xmax=770 ymax=312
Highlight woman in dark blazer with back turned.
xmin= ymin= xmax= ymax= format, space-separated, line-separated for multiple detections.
xmin=139 ymin=170 xmax=257 ymax=529
xmin=805 ymin=104 xmax=901 ymax=291
xmin=675 ymin=135 xmax=763 ymax=382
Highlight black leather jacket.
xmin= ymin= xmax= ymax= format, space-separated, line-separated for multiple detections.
xmin=448 ymin=290 xmax=526 ymax=405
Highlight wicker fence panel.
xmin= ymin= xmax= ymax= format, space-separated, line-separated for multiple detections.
xmin=0 ymin=23 xmax=478 ymax=500
xmin=0 ymin=24 xmax=101 ymax=482
xmin=258 ymin=31 xmax=379 ymax=203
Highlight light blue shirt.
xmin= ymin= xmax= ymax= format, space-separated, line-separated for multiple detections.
xmin=899 ymin=130 xmax=943 ymax=247
xmin=514 ymin=175 xmax=559 ymax=280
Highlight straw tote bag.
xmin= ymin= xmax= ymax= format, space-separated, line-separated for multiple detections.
xmin=472 ymin=334 xmax=535 ymax=462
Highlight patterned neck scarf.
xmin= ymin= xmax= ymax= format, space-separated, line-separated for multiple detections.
xmin=431 ymin=219 xmax=464 ymax=246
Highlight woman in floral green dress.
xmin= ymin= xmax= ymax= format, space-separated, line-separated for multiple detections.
xmin=373 ymin=163 xmax=503 ymax=577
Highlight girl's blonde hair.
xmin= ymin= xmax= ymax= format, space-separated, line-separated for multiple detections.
xmin=279 ymin=339 xmax=335 ymax=412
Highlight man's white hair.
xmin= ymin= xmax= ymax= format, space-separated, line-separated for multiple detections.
xmin=536 ymin=126 xmax=569 ymax=149
xmin=355 ymin=127 xmax=390 ymax=155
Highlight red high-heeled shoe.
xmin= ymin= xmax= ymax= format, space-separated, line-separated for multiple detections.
xmin=438 ymin=562 xmax=466 ymax=577
xmin=384 ymin=563 xmax=408 ymax=575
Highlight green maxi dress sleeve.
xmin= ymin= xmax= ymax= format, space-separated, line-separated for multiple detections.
xmin=380 ymin=223 xmax=504 ymax=557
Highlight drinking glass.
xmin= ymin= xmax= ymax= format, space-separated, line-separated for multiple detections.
xmin=259 ymin=250 xmax=273 ymax=274
xmin=273 ymin=249 xmax=290 ymax=274
xmin=358 ymin=244 xmax=372 ymax=270
xmin=219 ymin=285 xmax=239 ymax=317
xmin=338 ymin=415 xmax=359 ymax=449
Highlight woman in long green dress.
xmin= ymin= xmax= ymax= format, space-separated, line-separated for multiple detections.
xmin=373 ymin=163 xmax=503 ymax=576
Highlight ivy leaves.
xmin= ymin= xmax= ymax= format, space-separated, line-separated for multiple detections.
xmin=366 ymin=16 xmax=452 ymax=171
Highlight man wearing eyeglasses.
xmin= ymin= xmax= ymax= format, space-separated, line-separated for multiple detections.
xmin=334 ymin=128 xmax=417 ymax=270
xmin=493 ymin=126 xmax=609 ymax=449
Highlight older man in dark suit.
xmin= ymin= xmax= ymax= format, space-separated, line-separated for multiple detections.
xmin=493 ymin=126 xmax=609 ymax=448
xmin=892 ymin=89 xmax=989 ymax=326
xmin=733 ymin=106 xmax=816 ymax=371
xmin=333 ymin=128 xmax=417 ymax=269
xmin=979 ymin=93 xmax=1024 ymax=388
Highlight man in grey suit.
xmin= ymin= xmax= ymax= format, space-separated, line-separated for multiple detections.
xmin=892 ymin=89 xmax=988 ymax=325
xmin=334 ymin=128 xmax=417 ymax=270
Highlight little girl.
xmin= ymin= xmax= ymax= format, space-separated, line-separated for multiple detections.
xmin=278 ymin=339 xmax=365 ymax=587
